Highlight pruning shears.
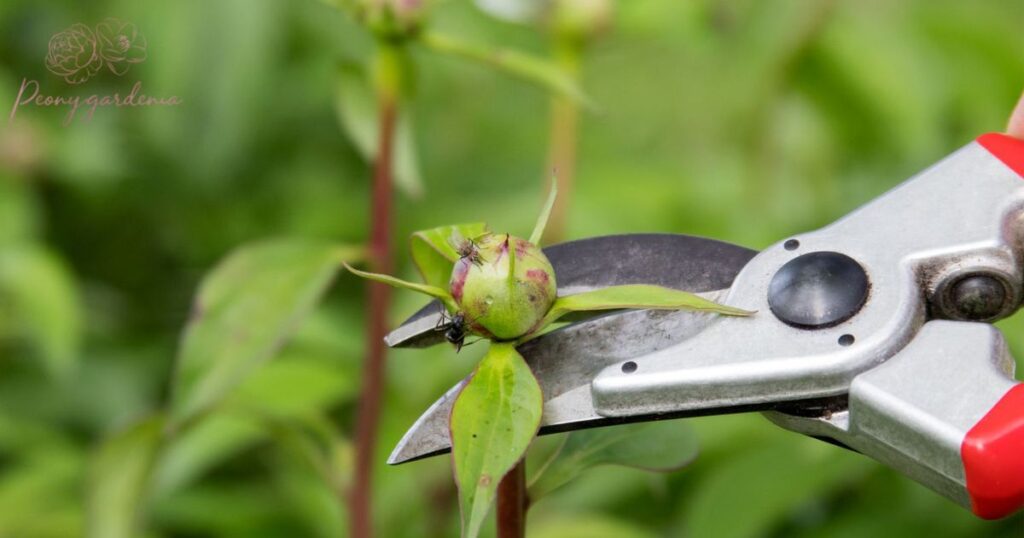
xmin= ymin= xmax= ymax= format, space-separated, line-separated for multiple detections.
xmin=385 ymin=133 xmax=1024 ymax=520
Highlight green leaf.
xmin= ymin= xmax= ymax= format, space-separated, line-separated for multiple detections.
xmin=410 ymin=223 xmax=489 ymax=288
xmin=148 ymin=481 xmax=281 ymax=536
xmin=451 ymin=343 xmax=542 ymax=538
xmin=420 ymin=31 xmax=594 ymax=109
xmin=268 ymin=420 xmax=350 ymax=538
xmin=0 ymin=439 xmax=83 ymax=537
xmin=170 ymin=239 xmax=356 ymax=425
xmin=153 ymin=407 xmax=349 ymax=499
xmin=343 ymin=262 xmax=458 ymax=312
xmin=0 ymin=412 xmax=70 ymax=454
xmin=529 ymin=182 xmax=557 ymax=245
xmin=86 ymin=415 xmax=164 ymax=538
xmin=265 ymin=414 xmax=352 ymax=498
xmin=678 ymin=437 xmax=872 ymax=538
xmin=532 ymin=285 xmax=753 ymax=336
xmin=0 ymin=244 xmax=81 ymax=377
xmin=528 ymin=420 xmax=699 ymax=500
xmin=334 ymin=63 xmax=424 ymax=198
xmin=229 ymin=353 xmax=358 ymax=417
xmin=150 ymin=332 xmax=357 ymax=498
xmin=151 ymin=412 xmax=264 ymax=498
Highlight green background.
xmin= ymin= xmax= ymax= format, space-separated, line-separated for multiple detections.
xmin=1 ymin=0 xmax=1023 ymax=536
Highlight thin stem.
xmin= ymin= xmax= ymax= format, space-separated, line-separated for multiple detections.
xmin=420 ymin=31 xmax=592 ymax=107
xmin=496 ymin=460 xmax=528 ymax=538
xmin=349 ymin=56 xmax=400 ymax=538
xmin=543 ymin=38 xmax=581 ymax=244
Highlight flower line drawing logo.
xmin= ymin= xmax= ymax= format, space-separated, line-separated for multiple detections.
xmin=45 ymin=18 xmax=147 ymax=85
xmin=11 ymin=17 xmax=177 ymax=125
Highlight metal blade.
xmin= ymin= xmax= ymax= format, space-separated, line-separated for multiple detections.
xmin=385 ymin=233 xmax=756 ymax=348
xmin=388 ymin=234 xmax=757 ymax=464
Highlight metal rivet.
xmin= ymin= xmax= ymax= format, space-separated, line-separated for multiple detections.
xmin=622 ymin=361 xmax=638 ymax=373
xmin=784 ymin=239 xmax=800 ymax=251
xmin=949 ymin=275 xmax=1007 ymax=321
xmin=838 ymin=334 xmax=855 ymax=346
xmin=768 ymin=251 xmax=869 ymax=329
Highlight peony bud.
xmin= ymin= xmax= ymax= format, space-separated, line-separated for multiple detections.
xmin=449 ymin=233 xmax=557 ymax=340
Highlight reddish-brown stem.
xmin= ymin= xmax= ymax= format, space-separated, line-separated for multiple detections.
xmin=496 ymin=461 xmax=528 ymax=538
xmin=349 ymin=94 xmax=398 ymax=538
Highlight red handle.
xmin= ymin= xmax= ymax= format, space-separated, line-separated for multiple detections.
xmin=977 ymin=133 xmax=1024 ymax=177
xmin=964 ymin=133 xmax=1024 ymax=518
xmin=961 ymin=383 xmax=1024 ymax=519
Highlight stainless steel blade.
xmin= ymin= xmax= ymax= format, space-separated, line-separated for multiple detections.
xmin=385 ymin=233 xmax=756 ymax=348
xmin=388 ymin=234 xmax=757 ymax=464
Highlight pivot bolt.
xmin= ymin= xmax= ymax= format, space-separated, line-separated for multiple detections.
xmin=949 ymin=275 xmax=1007 ymax=321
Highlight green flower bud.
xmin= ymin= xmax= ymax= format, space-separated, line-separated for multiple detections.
xmin=449 ymin=233 xmax=557 ymax=340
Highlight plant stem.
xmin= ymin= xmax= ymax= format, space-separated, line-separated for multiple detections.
xmin=420 ymin=31 xmax=590 ymax=107
xmin=349 ymin=43 xmax=401 ymax=538
xmin=544 ymin=37 xmax=581 ymax=244
xmin=496 ymin=460 xmax=528 ymax=538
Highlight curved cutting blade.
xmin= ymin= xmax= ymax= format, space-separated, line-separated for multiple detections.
xmin=385 ymin=233 xmax=756 ymax=348
xmin=388 ymin=233 xmax=757 ymax=464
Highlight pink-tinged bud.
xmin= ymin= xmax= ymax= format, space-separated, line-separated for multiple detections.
xmin=449 ymin=233 xmax=557 ymax=340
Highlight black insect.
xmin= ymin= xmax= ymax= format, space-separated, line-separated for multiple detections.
xmin=436 ymin=307 xmax=476 ymax=352
xmin=445 ymin=312 xmax=468 ymax=351
xmin=449 ymin=231 xmax=483 ymax=266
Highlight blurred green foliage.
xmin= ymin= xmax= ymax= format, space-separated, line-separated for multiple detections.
xmin=0 ymin=0 xmax=1023 ymax=537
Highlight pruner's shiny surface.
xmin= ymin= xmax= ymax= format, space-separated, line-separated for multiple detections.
xmin=386 ymin=234 xmax=758 ymax=464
